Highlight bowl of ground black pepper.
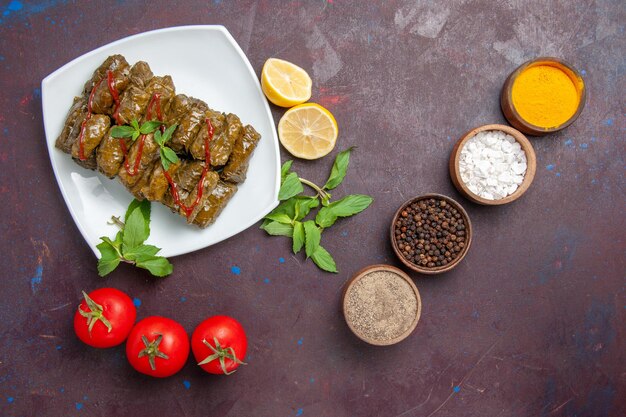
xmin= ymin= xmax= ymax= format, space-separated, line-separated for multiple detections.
xmin=342 ymin=264 xmax=422 ymax=346
xmin=390 ymin=194 xmax=472 ymax=274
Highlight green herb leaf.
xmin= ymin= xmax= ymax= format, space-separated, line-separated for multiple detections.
xmin=303 ymin=220 xmax=321 ymax=258
xmin=162 ymin=147 xmax=179 ymax=163
xmin=135 ymin=255 xmax=173 ymax=277
xmin=294 ymin=197 xmax=319 ymax=221
xmin=278 ymin=172 xmax=304 ymax=201
xmin=292 ymin=221 xmax=305 ymax=253
xmin=265 ymin=213 xmax=293 ymax=224
xmin=154 ymin=130 xmax=164 ymax=146
xmin=161 ymin=124 xmax=177 ymax=143
xmin=261 ymin=221 xmax=294 ymax=237
xmin=323 ymin=147 xmax=353 ymax=190
xmin=124 ymin=199 xmax=150 ymax=237
xmin=140 ymin=121 xmax=163 ymax=134
xmin=96 ymin=239 xmax=121 ymax=276
xmin=124 ymin=244 xmax=161 ymax=262
xmin=123 ymin=203 xmax=150 ymax=250
xmin=281 ymin=160 xmax=293 ymax=181
xmin=311 ymin=245 xmax=337 ymax=273
xmin=110 ymin=125 xmax=136 ymax=139
xmin=316 ymin=194 xmax=373 ymax=228
xmin=131 ymin=119 xmax=140 ymax=131
xmin=160 ymin=148 xmax=171 ymax=171
xmin=132 ymin=131 xmax=140 ymax=141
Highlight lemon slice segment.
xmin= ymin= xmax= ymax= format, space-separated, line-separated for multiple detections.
xmin=261 ymin=58 xmax=312 ymax=108
xmin=277 ymin=103 xmax=338 ymax=160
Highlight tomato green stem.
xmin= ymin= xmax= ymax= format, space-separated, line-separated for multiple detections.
xmin=78 ymin=291 xmax=112 ymax=335
xmin=197 ymin=337 xmax=246 ymax=375
xmin=138 ymin=334 xmax=169 ymax=371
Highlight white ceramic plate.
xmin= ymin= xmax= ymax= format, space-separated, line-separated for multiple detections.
xmin=42 ymin=26 xmax=280 ymax=258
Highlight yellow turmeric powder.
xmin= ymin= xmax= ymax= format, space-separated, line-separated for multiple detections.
xmin=511 ymin=64 xmax=581 ymax=129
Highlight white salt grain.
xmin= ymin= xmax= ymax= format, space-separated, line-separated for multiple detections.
xmin=459 ymin=130 xmax=527 ymax=200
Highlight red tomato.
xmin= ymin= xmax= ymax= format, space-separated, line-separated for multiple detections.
xmin=73 ymin=288 xmax=136 ymax=348
xmin=191 ymin=315 xmax=247 ymax=375
xmin=126 ymin=316 xmax=189 ymax=378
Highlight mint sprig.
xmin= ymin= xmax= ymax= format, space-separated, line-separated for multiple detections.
xmin=96 ymin=199 xmax=173 ymax=277
xmin=260 ymin=148 xmax=373 ymax=273
xmin=154 ymin=124 xmax=179 ymax=171
xmin=110 ymin=119 xmax=163 ymax=142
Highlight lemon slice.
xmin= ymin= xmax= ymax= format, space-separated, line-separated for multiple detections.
xmin=261 ymin=58 xmax=312 ymax=107
xmin=278 ymin=103 xmax=338 ymax=160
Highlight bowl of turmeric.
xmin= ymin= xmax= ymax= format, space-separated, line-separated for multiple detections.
xmin=500 ymin=57 xmax=586 ymax=136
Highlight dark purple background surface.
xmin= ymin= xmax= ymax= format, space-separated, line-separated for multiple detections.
xmin=0 ymin=1 xmax=624 ymax=416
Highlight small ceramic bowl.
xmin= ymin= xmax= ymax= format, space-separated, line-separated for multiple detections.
xmin=449 ymin=124 xmax=536 ymax=205
xmin=390 ymin=194 xmax=472 ymax=274
xmin=501 ymin=57 xmax=586 ymax=136
xmin=342 ymin=264 xmax=422 ymax=346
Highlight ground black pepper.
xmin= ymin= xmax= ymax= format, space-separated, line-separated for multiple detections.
xmin=394 ymin=197 xmax=467 ymax=268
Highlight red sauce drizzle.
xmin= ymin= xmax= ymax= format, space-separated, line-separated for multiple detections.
xmin=107 ymin=70 xmax=122 ymax=125
xmin=163 ymin=118 xmax=214 ymax=218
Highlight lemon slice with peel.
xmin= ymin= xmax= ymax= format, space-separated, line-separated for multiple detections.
xmin=261 ymin=58 xmax=312 ymax=107
xmin=278 ymin=103 xmax=338 ymax=160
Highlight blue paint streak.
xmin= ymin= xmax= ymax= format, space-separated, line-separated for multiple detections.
xmin=580 ymin=143 xmax=589 ymax=149
xmin=564 ymin=139 xmax=573 ymax=146
xmin=279 ymin=257 xmax=285 ymax=263
xmin=132 ymin=297 xmax=141 ymax=307
xmin=605 ymin=118 xmax=613 ymax=126
xmin=556 ymin=172 xmax=561 ymax=177
xmin=263 ymin=278 xmax=270 ymax=284
xmin=3 ymin=128 xmax=7 ymax=135
xmin=231 ymin=266 xmax=241 ymax=275
xmin=297 ymin=337 xmax=303 ymax=345
xmin=309 ymin=377 xmax=315 ymax=383
xmin=183 ymin=380 xmax=191 ymax=390
xmin=7 ymin=1 xmax=23 ymax=11
xmin=341 ymin=231 xmax=348 ymax=237
xmin=296 ymin=409 xmax=303 ymax=416
xmin=1 ymin=0 xmax=69 ymax=24
xmin=59 ymin=387 xmax=64 ymax=393
xmin=546 ymin=164 xmax=555 ymax=171
xmin=580 ymin=69 xmax=587 ymax=75
xmin=453 ymin=386 xmax=461 ymax=393
xmin=180 ymin=296 xmax=187 ymax=302
xmin=83 ymin=395 xmax=88 ymax=400
xmin=75 ymin=402 xmax=83 ymax=410
xmin=7 ymin=396 xmax=14 ymax=403
xmin=56 ymin=345 xmax=62 ymax=350
xmin=0 ymin=55 xmax=5 ymax=61
xmin=591 ymin=179 xmax=598 ymax=184
xmin=31 ymin=264 xmax=43 ymax=293
xmin=33 ymin=87 xmax=41 ymax=98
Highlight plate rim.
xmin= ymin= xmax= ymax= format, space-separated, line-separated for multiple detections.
xmin=41 ymin=25 xmax=280 ymax=258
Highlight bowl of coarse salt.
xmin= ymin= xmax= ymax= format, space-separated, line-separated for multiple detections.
xmin=449 ymin=124 xmax=536 ymax=205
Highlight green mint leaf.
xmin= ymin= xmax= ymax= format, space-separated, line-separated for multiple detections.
xmin=292 ymin=221 xmax=305 ymax=254
xmin=294 ymin=197 xmax=319 ymax=221
xmin=303 ymin=220 xmax=321 ymax=258
xmin=123 ymin=202 xmax=151 ymax=250
xmin=160 ymin=148 xmax=171 ymax=171
xmin=268 ymin=196 xmax=317 ymax=220
xmin=124 ymin=199 xmax=151 ymax=228
xmin=279 ymin=172 xmax=304 ymax=201
xmin=154 ymin=129 xmax=164 ymax=146
xmin=281 ymin=160 xmax=293 ymax=181
xmin=140 ymin=121 xmax=163 ymax=134
xmin=315 ymin=194 xmax=373 ymax=228
xmin=131 ymin=119 xmax=140 ymax=130
xmin=265 ymin=213 xmax=293 ymax=224
xmin=161 ymin=124 xmax=177 ymax=143
xmin=110 ymin=125 xmax=136 ymax=139
xmin=96 ymin=240 xmax=121 ymax=276
xmin=323 ymin=147 xmax=354 ymax=190
xmin=311 ymin=245 xmax=337 ymax=273
xmin=261 ymin=221 xmax=294 ymax=237
xmin=162 ymin=147 xmax=179 ymax=163
xmin=131 ymin=131 xmax=140 ymax=141
xmin=124 ymin=244 xmax=161 ymax=262
xmin=135 ymin=255 xmax=173 ymax=277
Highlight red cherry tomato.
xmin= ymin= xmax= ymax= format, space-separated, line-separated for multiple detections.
xmin=125 ymin=316 xmax=189 ymax=378
xmin=191 ymin=316 xmax=247 ymax=375
xmin=73 ymin=288 xmax=136 ymax=348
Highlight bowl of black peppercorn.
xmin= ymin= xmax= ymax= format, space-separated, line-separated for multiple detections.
xmin=390 ymin=194 xmax=472 ymax=274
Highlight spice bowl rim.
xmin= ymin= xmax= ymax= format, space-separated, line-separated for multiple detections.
xmin=449 ymin=124 xmax=537 ymax=206
xmin=390 ymin=194 xmax=472 ymax=274
xmin=342 ymin=264 xmax=422 ymax=346
xmin=500 ymin=56 xmax=586 ymax=136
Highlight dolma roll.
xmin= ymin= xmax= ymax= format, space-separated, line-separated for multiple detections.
xmin=141 ymin=75 xmax=176 ymax=122
xmin=115 ymin=62 xmax=154 ymax=125
xmin=169 ymin=98 xmax=209 ymax=153
xmin=117 ymin=133 xmax=160 ymax=188
xmin=140 ymin=162 xmax=181 ymax=202
xmin=82 ymin=55 xmax=128 ymax=98
xmin=55 ymin=96 xmax=87 ymax=153
xmin=97 ymin=131 xmax=131 ymax=178
xmin=70 ymin=114 xmax=110 ymax=161
xmin=221 ymin=124 xmax=261 ymax=183
xmin=193 ymin=181 xmax=238 ymax=228
xmin=90 ymin=57 xmax=131 ymax=116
